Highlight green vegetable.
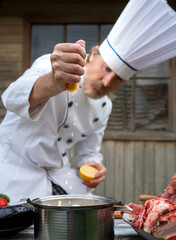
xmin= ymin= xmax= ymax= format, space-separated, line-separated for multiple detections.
xmin=0 ymin=194 xmax=10 ymax=204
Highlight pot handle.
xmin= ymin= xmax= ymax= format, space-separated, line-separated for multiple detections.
xmin=114 ymin=201 xmax=132 ymax=211
xmin=18 ymin=198 xmax=35 ymax=212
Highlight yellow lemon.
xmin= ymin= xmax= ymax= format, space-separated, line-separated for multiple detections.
xmin=67 ymin=83 xmax=79 ymax=93
xmin=80 ymin=165 xmax=98 ymax=182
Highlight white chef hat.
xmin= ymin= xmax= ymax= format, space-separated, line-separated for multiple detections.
xmin=99 ymin=0 xmax=176 ymax=80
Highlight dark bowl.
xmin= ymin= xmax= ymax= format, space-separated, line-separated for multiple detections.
xmin=0 ymin=204 xmax=34 ymax=236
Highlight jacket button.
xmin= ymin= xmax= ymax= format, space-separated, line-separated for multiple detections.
xmin=68 ymin=101 xmax=73 ymax=107
xmin=93 ymin=118 xmax=99 ymax=122
xmin=67 ymin=138 xmax=73 ymax=144
xmin=81 ymin=134 xmax=87 ymax=137
xmin=102 ymin=102 xmax=106 ymax=107
xmin=62 ymin=152 xmax=67 ymax=157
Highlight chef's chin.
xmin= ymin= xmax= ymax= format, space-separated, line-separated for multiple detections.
xmin=83 ymin=87 xmax=106 ymax=99
xmin=82 ymin=78 xmax=107 ymax=99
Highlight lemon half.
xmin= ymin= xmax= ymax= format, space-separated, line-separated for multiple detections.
xmin=67 ymin=83 xmax=79 ymax=93
xmin=80 ymin=165 xmax=98 ymax=182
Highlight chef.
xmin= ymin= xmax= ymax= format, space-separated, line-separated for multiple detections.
xmin=1 ymin=0 xmax=176 ymax=204
xmin=0 ymin=40 xmax=124 ymax=204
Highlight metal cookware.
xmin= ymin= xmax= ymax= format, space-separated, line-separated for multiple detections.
xmin=0 ymin=204 xmax=34 ymax=236
xmin=20 ymin=194 xmax=128 ymax=240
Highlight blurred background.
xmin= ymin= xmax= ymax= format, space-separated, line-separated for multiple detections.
xmin=0 ymin=0 xmax=176 ymax=204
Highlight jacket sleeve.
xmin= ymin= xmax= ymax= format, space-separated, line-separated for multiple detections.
xmin=1 ymin=54 xmax=52 ymax=121
xmin=75 ymin=104 xmax=112 ymax=166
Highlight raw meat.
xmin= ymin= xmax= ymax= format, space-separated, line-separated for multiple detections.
xmin=153 ymin=210 xmax=176 ymax=239
xmin=124 ymin=203 xmax=143 ymax=219
xmin=131 ymin=198 xmax=176 ymax=234
xmin=159 ymin=173 xmax=176 ymax=203
xmin=122 ymin=172 xmax=176 ymax=240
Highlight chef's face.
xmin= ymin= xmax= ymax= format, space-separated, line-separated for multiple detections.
xmin=82 ymin=46 xmax=125 ymax=99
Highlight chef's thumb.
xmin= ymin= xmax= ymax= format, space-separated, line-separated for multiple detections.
xmin=75 ymin=40 xmax=86 ymax=60
xmin=75 ymin=40 xmax=86 ymax=50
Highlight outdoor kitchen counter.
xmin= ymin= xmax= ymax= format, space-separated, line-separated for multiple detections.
xmin=1 ymin=219 xmax=144 ymax=240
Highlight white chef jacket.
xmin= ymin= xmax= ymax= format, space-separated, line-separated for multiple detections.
xmin=0 ymin=54 xmax=112 ymax=204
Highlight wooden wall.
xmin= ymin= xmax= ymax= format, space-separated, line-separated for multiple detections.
xmin=69 ymin=140 xmax=176 ymax=204
xmin=0 ymin=1 xmax=176 ymax=205
xmin=93 ymin=141 xmax=176 ymax=204
xmin=0 ymin=0 xmax=127 ymax=120
xmin=0 ymin=17 xmax=23 ymax=120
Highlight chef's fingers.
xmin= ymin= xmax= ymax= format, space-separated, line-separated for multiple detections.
xmin=51 ymin=62 xmax=84 ymax=83
xmin=51 ymin=52 xmax=85 ymax=67
xmin=56 ymin=60 xmax=85 ymax=76
xmin=51 ymin=68 xmax=82 ymax=87
xmin=95 ymin=165 xmax=107 ymax=178
xmin=82 ymin=174 xmax=106 ymax=188
xmin=75 ymin=39 xmax=86 ymax=49
xmin=82 ymin=161 xmax=107 ymax=178
xmin=50 ymin=41 xmax=86 ymax=89
xmin=53 ymin=41 xmax=86 ymax=60
xmin=77 ymin=162 xmax=107 ymax=178
xmin=50 ymin=52 xmax=85 ymax=91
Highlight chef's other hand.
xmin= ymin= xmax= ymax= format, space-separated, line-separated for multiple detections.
xmin=50 ymin=39 xmax=86 ymax=93
xmin=78 ymin=161 xmax=107 ymax=188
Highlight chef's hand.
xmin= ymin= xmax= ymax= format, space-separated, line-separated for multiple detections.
xmin=50 ymin=39 xmax=86 ymax=93
xmin=29 ymin=40 xmax=86 ymax=112
xmin=78 ymin=161 xmax=107 ymax=188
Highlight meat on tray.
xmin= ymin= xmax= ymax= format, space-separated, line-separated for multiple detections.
xmin=159 ymin=173 xmax=176 ymax=203
xmin=122 ymin=172 xmax=176 ymax=240
xmin=131 ymin=198 xmax=176 ymax=239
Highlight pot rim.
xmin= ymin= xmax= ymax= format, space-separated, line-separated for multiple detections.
xmin=27 ymin=194 xmax=117 ymax=211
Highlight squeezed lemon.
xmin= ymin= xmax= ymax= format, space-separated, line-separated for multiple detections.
xmin=80 ymin=165 xmax=98 ymax=182
xmin=67 ymin=83 xmax=79 ymax=93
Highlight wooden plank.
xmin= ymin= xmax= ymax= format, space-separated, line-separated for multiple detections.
xmin=84 ymin=140 xmax=176 ymax=204
xmin=0 ymin=26 xmax=23 ymax=34
xmin=134 ymin=142 xmax=144 ymax=203
xmin=0 ymin=70 xmax=22 ymax=82
xmin=104 ymin=130 xmax=176 ymax=141
xmin=0 ymin=44 xmax=22 ymax=53
xmin=104 ymin=141 xmax=116 ymax=197
xmin=0 ymin=107 xmax=6 ymax=115
xmin=0 ymin=1 xmax=123 ymax=22
xmin=124 ymin=141 xmax=135 ymax=203
xmin=165 ymin=142 xmax=176 ymax=184
xmin=114 ymin=141 xmax=125 ymax=202
xmin=94 ymin=142 xmax=106 ymax=196
xmin=0 ymin=35 xmax=23 ymax=44
xmin=155 ymin=142 xmax=166 ymax=195
xmin=169 ymin=58 xmax=176 ymax=133
xmin=143 ymin=142 xmax=155 ymax=195
xmin=0 ymin=52 xmax=22 ymax=61
xmin=0 ymin=17 xmax=22 ymax=25
xmin=23 ymin=19 xmax=31 ymax=71
xmin=0 ymin=60 xmax=21 ymax=71
xmin=95 ymin=141 xmax=107 ymax=196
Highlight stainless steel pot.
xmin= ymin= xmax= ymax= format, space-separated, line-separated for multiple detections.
xmin=21 ymin=194 xmax=118 ymax=240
